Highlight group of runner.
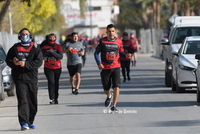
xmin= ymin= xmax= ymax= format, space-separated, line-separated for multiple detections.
xmin=5 ymin=24 xmax=139 ymax=130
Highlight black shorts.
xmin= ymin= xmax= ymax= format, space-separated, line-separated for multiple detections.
xmin=100 ymin=68 xmax=121 ymax=90
xmin=67 ymin=63 xmax=82 ymax=77
xmin=130 ymin=48 xmax=137 ymax=53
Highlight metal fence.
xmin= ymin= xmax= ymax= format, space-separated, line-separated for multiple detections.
xmin=139 ymin=28 xmax=163 ymax=58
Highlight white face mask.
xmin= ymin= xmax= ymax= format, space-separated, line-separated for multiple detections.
xmin=20 ymin=35 xmax=30 ymax=43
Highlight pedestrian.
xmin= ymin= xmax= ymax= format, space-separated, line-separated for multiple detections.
xmin=121 ymin=32 xmax=132 ymax=82
xmin=6 ymin=28 xmax=43 ymax=130
xmin=42 ymin=33 xmax=63 ymax=104
xmin=129 ymin=33 xmax=139 ymax=66
xmin=63 ymin=32 xmax=84 ymax=95
xmin=94 ymin=24 xmax=131 ymax=113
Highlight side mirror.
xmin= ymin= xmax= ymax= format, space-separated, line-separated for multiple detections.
xmin=160 ymin=38 xmax=169 ymax=45
xmin=172 ymin=50 xmax=178 ymax=56
xmin=195 ymin=53 xmax=200 ymax=60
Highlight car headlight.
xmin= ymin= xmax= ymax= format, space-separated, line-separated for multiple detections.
xmin=179 ymin=65 xmax=194 ymax=70
xmin=2 ymin=66 xmax=11 ymax=75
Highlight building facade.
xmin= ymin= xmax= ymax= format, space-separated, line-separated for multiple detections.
xmin=60 ymin=0 xmax=119 ymax=38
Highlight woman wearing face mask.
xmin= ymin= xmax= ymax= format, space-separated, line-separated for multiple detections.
xmin=42 ymin=33 xmax=63 ymax=104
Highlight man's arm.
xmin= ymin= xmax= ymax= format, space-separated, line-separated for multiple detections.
xmin=94 ymin=50 xmax=104 ymax=70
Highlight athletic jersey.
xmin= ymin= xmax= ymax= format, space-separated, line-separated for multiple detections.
xmin=130 ymin=37 xmax=138 ymax=49
xmin=120 ymin=39 xmax=131 ymax=61
xmin=65 ymin=41 xmax=84 ymax=65
xmin=43 ymin=44 xmax=62 ymax=69
xmin=96 ymin=37 xmax=124 ymax=70
xmin=17 ymin=42 xmax=34 ymax=61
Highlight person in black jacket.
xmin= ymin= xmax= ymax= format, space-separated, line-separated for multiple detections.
xmin=6 ymin=28 xmax=43 ymax=131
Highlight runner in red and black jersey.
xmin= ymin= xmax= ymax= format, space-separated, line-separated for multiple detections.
xmin=129 ymin=33 xmax=139 ymax=66
xmin=42 ymin=33 xmax=63 ymax=105
xmin=94 ymin=24 xmax=131 ymax=113
xmin=121 ymin=32 xmax=132 ymax=82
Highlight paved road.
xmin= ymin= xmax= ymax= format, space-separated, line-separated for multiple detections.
xmin=0 ymin=53 xmax=200 ymax=134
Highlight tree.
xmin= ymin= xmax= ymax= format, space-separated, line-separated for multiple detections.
xmin=0 ymin=0 xmax=32 ymax=31
xmin=14 ymin=0 xmax=57 ymax=34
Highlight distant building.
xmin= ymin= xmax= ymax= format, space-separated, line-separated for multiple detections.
xmin=60 ymin=0 xmax=119 ymax=38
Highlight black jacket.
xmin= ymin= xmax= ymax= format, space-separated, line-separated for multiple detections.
xmin=6 ymin=42 xmax=43 ymax=83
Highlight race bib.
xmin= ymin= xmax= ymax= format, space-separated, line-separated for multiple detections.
xmin=71 ymin=49 xmax=79 ymax=54
xmin=48 ymin=57 xmax=56 ymax=65
xmin=106 ymin=52 xmax=116 ymax=60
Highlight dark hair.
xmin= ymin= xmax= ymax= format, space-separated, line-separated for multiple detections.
xmin=18 ymin=28 xmax=32 ymax=40
xmin=48 ymin=33 xmax=56 ymax=39
xmin=71 ymin=32 xmax=78 ymax=37
xmin=19 ymin=28 xmax=31 ymax=34
xmin=107 ymin=24 xmax=116 ymax=30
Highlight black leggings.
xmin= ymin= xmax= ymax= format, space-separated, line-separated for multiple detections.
xmin=44 ymin=67 xmax=61 ymax=100
xmin=121 ymin=60 xmax=130 ymax=79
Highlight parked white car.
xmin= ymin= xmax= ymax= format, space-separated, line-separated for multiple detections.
xmin=171 ymin=36 xmax=200 ymax=93
xmin=161 ymin=16 xmax=200 ymax=87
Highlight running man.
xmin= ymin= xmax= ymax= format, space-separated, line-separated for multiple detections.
xmin=129 ymin=33 xmax=139 ymax=66
xmin=94 ymin=24 xmax=131 ymax=112
xmin=63 ymin=32 xmax=84 ymax=95
xmin=121 ymin=32 xmax=132 ymax=82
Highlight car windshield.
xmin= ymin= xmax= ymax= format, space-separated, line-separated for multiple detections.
xmin=172 ymin=27 xmax=200 ymax=43
xmin=183 ymin=41 xmax=200 ymax=54
xmin=0 ymin=48 xmax=6 ymax=61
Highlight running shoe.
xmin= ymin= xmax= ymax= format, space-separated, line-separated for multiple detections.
xmin=133 ymin=61 xmax=136 ymax=66
xmin=123 ymin=78 xmax=126 ymax=82
xmin=21 ymin=122 xmax=29 ymax=131
xmin=50 ymin=99 xmax=55 ymax=105
xmin=74 ymin=89 xmax=79 ymax=95
xmin=54 ymin=99 xmax=58 ymax=104
xmin=72 ymin=87 xmax=75 ymax=94
xmin=105 ymin=93 xmax=113 ymax=107
xmin=132 ymin=61 xmax=134 ymax=66
xmin=128 ymin=76 xmax=131 ymax=81
xmin=111 ymin=106 xmax=119 ymax=113
xmin=29 ymin=124 xmax=35 ymax=129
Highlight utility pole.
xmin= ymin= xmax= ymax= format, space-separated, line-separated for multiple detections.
xmin=89 ymin=0 xmax=93 ymax=38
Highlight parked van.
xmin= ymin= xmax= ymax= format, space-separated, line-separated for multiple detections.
xmin=161 ymin=16 xmax=200 ymax=87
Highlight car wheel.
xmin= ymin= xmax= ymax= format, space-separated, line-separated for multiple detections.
xmin=0 ymin=82 xmax=5 ymax=101
xmin=197 ymin=83 xmax=200 ymax=103
xmin=7 ymin=87 xmax=16 ymax=97
xmin=165 ymin=71 xmax=172 ymax=87
xmin=176 ymin=74 xmax=185 ymax=93
xmin=171 ymin=76 xmax=176 ymax=91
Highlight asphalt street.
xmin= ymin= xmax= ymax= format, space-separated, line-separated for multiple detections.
xmin=0 ymin=53 xmax=200 ymax=134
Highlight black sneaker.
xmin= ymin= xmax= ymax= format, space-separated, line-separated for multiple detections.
xmin=111 ymin=106 xmax=119 ymax=113
xmin=54 ymin=99 xmax=58 ymax=104
xmin=74 ymin=89 xmax=79 ymax=95
xmin=72 ymin=87 xmax=75 ymax=94
xmin=128 ymin=76 xmax=131 ymax=81
xmin=105 ymin=93 xmax=112 ymax=107
xmin=50 ymin=99 xmax=55 ymax=105
xmin=133 ymin=61 xmax=136 ymax=66
xmin=132 ymin=61 xmax=134 ymax=66
xmin=123 ymin=78 xmax=126 ymax=82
